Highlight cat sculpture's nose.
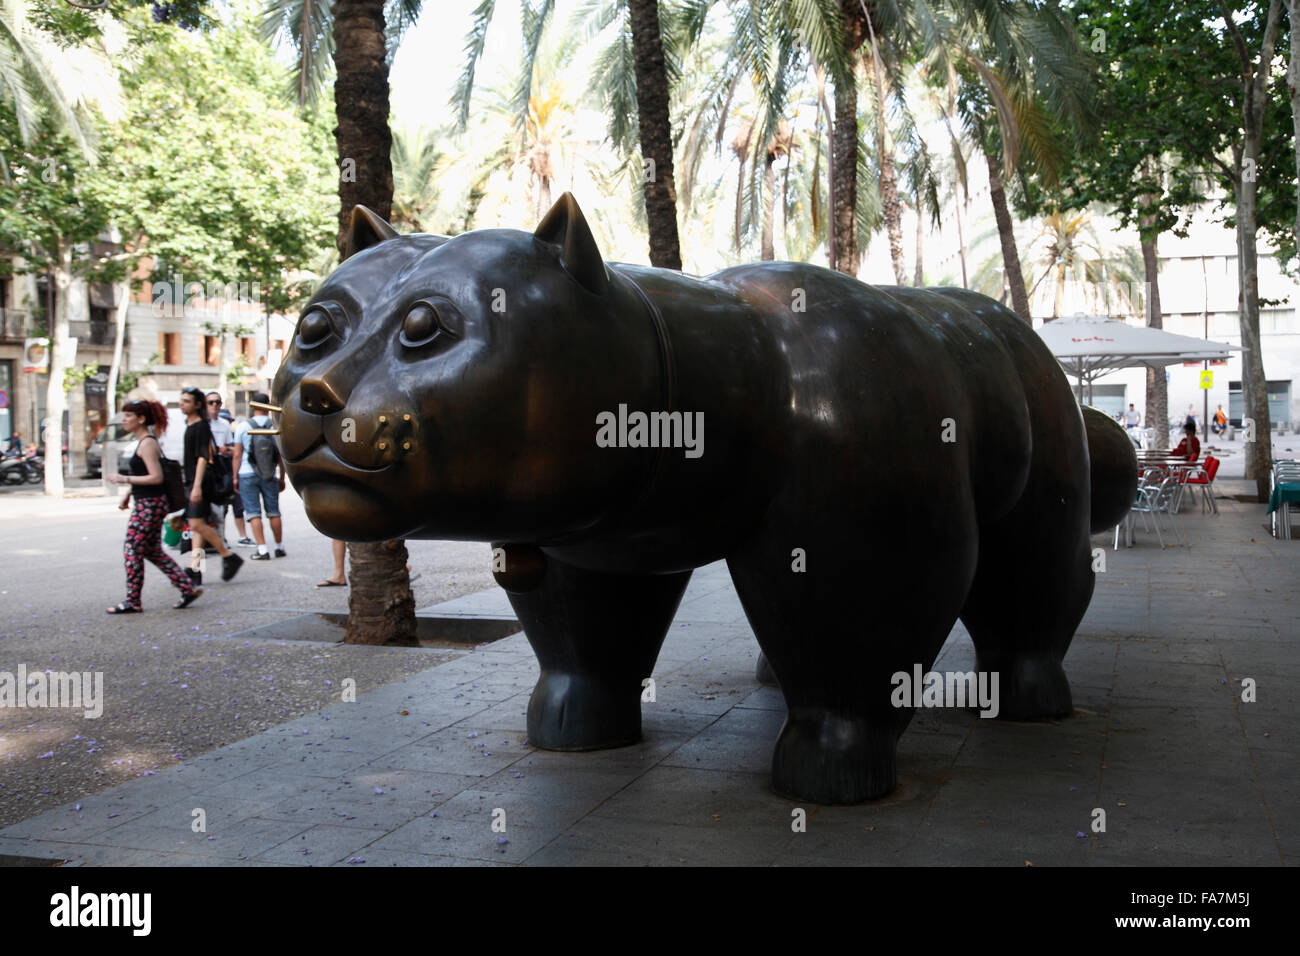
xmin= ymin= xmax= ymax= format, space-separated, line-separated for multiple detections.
xmin=299 ymin=376 xmax=346 ymax=415
xmin=321 ymin=409 xmax=419 ymax=470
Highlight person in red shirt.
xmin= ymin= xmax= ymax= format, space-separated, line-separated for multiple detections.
xmin=1172 ymin=423 xmax=1200 ymax=462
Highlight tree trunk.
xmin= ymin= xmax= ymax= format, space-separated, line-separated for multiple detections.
xmin=875 ymin=113 xmax=905 ymax=282
xmin=913 ymin=198 xmax=923 ymax=286
xmin=830 ymin=70 xmax=858 ymax=275
xmin=761 ymin=152 xmax=776 ymax=260
xmin=344 ymin=538 xmax=418 ymax=646
xmin=628 ymin=0 xmax=682 ymax=270
xmin=953 ymin=192 xmax=968 ymax=288
xmin=105 ymin=278 xmax=130 ymax=412
xmin=1234 ymin=1 xmax=1282 ymax=502
xmin=332 ymin=0 xmax=415 ymax=645
xmin=986 ymin=151 xmax=1031 ymax=323
xmin=332 ymin=0 xmax=394 ymax=237
xmin=1140 ymin=236 xmax=1168 ymax=450
xmin=43 ymin=248 xmax=72 ymax=497
xmin=1237 ymin=177 xmax=1273 ymax=501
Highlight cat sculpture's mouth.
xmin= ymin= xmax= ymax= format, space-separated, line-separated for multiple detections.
xmin=286 ymin=435 xmax=394 ymax=475
xmin=285 ymin=440 xmax=412 ymax=541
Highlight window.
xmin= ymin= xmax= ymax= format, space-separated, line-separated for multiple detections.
xmin=201 ymin=335 xmax=221 ymax=366
xmin=158 ymin=332 xmax=182 ymax=366
xmin=241 ymin=337 xmax=257 ymax=364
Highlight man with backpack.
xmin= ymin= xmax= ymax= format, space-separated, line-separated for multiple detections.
xmin=232 ymin=391 xmax=286 ymax=560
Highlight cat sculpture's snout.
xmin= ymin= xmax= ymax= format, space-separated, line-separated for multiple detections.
xmin=317 ymin=405 xmax=419 ymax=470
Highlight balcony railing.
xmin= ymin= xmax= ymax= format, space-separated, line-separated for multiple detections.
xmin=68 ymin=319 xmax=115 ymax=346
xmin=0 ymin=308 xmax=34 ymax=340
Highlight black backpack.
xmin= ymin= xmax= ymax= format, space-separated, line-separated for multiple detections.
xmin=249 ymin=417 xmax=280 ymax=480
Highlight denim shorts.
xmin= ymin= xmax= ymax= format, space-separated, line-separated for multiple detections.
xmin=240 ymin=474 xmax=281 ymax=519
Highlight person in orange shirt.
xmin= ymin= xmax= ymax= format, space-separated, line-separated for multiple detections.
xmin=1172 ymin=423 xmax=1201 ymax=461
xmin=1212 ymin=404 xmax=1228 ymax=435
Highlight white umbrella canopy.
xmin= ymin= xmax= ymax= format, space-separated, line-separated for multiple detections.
xmin=1034 ymin=314 xmax=1242 ymax=402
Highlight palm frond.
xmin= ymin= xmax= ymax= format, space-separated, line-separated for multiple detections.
xmin=260 ymin=0 xmax=335 ymax=108
xmin=451 ymin=0 xmax=497 ymax=130
xmin=512 ymin=0 xmax=557 ymax=129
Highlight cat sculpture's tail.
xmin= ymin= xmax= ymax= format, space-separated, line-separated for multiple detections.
xmin=1082 ymin=405 xmax=1140 ymax=534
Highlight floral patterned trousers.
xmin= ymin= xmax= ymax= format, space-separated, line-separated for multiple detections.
xmin=124 ymin=495 xmax=193 ymax=607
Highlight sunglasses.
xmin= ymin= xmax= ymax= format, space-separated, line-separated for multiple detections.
xmin=207 ymin=399 xmax=222 ymax=406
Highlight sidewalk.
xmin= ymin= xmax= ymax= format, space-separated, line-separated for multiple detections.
xmin=0 ymin=494 xmax=1294 ymax=866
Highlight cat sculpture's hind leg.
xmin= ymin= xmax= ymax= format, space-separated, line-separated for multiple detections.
xmin=494 ymin=545 xmax=692 ymax=750
xmin=726 ymin=494 xmax=979 ymax=804
xmin=958 ymin=480 xmax=1092 ymax=720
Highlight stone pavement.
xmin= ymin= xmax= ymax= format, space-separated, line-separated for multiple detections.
xmin=0 ymin=489 xmax=1294 ymax=866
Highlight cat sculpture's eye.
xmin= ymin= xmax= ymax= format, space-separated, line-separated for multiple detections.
xmin=401 ymin=298 xmax=462 ymax=349
xmin=296 ymin=303 xmax=345 ymax=351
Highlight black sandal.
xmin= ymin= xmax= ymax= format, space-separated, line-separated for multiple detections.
xmin=174 ymin=588 xmax=203 ymax=610
xmin=107 ymin=602 xmax=142 ymax=614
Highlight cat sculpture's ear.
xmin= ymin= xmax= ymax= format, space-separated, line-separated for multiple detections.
xmin=534 ymin=192 xmax=609 ymax=296
xmin=343 ymin=205 xmax=399 ymax=261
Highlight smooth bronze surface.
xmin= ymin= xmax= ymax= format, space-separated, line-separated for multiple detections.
xmin=273 ymin=193 xmax=1130 ymax=803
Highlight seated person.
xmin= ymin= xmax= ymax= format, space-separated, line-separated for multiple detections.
xmin=1172 ymin=424 xmax=1200 ymax=462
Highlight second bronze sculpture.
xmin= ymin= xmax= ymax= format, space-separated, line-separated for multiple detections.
xmin=272 ymin=193 xmax=1136 ymax=804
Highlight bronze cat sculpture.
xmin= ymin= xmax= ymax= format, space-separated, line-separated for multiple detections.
xmin=271 ymin=193 xmax=1137 ymax=804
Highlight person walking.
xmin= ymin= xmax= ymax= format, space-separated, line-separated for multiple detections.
xmin=232 ymin=391 xmax=286 ymax=560
xmin=206 ymin=392 xmax=237 ymax=547
xmin=1212 ymin=404 xmax=1228 ymax=436
xmin=223 ymin=408 xmax=253 ymax=544
xmin=180 ymin=387 xmax=243 ymax=583
xmin=104 ymin=399 xmax=201 ymax=613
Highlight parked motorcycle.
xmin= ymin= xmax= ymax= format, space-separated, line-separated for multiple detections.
xmin=1 ymin=449 xmax=43 ymax=485
xmin=24 ymin=452 xmax=44 ymax=484
xmin=1 ymin=450 xmax=28 ymax=485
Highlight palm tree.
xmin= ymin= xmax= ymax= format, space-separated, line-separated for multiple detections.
xmin=0 ymin=0 xmax=122 ymax=159
xmin=1022 ymin=207 xmax=1141 ymax=319
xmin=456 ymin=0 xmax=690 ymax=268
xmin=261 ymin=0 xmax=417 ymax=643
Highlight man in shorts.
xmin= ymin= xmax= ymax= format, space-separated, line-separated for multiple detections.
xmin=233 ymin=390 xmax=286 ymax=560
xmin=180 ymin=387 xmax=243 ymax=583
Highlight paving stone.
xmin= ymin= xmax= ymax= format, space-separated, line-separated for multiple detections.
xmin=535 ymin=815 xmax=790 ymax=866
xmin=255 ymin=823 xmax=382 ymax=864
xmin=367 ymin=815 xmax=559 ymax=862
xmin=338 ymin=849 xmax=514 ymax=866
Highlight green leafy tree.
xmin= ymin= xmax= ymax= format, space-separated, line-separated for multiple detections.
xmin=0 ymin=113 xmax=121 ymax=495
xmin=96 ymin=6 xmax=336 ymax=398
xmin=1056 ymin=2 xmax=1295 ymax=498
xmin=1044 ymin=0 xmax=1212 ymax=447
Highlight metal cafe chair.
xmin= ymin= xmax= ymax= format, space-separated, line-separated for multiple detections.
xmin=1127 ymin=475 xmax=1185 ymax=549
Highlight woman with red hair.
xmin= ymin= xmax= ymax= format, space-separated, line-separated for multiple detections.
xmin=105 ymin=400 xmax=202 ymax=613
